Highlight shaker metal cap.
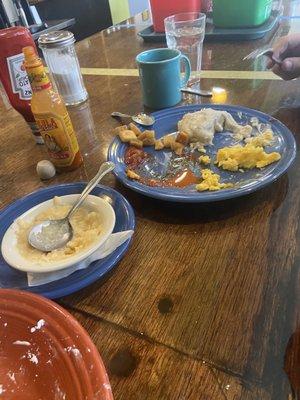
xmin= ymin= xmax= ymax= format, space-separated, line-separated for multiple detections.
xmin=38 ymin=31 xmax=75 ymax=48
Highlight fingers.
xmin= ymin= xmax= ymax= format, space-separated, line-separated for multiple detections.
xmin=271 ymin=64 xmax=286 ymax=79
xmin=266 ymin=58 xmax=275 ymax=70
xmin=272 ymin=37 xmax=289 ymax=62
xmin=284 ymin=33 xmax=300 ymax=53
xmin=271 ymin=57 xmax=300 ymax=80
xmin=272 ymin=33 xmax=300 ymax=61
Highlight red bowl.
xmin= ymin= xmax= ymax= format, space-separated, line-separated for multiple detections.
xmin=0 ymin=289 xmax=113 ymax=400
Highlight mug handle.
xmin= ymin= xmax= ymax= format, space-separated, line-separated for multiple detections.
xmin=180 ymin=55 xmax=191 ymax=88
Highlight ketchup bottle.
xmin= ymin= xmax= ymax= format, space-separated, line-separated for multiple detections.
xmin=0 ymin=27 xmax=43 ymax=144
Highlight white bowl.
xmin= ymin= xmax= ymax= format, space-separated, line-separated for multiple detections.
xmin=1 ymin=194 xmax=116 ymax=273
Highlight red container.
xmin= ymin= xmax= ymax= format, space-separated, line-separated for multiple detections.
xmin=0 ymin=27 xmax=42 ymax=143
xmin=150 ymin=0 xmax=202 ymax=32
xmin=0 ymin=289 xmax=113 ymax=400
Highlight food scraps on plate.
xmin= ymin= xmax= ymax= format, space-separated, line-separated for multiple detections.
xmin=114 ymin=108 xmax=281 ymax=192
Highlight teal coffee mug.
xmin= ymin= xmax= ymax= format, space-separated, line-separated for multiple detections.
xmin=136 ymin=48 xmax=191 ymax=109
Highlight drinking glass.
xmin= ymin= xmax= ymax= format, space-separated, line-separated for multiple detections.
xmin=68 ymin=100 xmax=100 ymax=159
xmin=164 ymin=12 xmax=206 ymax=79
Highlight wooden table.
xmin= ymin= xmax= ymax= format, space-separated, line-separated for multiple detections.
xmin=1 ymin=2 xmax=300 ymax=399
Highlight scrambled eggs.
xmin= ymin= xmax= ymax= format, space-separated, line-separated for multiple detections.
xmin=196 ymin=169 xmax=233 ymax=192
xmin=244 ymin=130 xmax=274 ymax=147
xmin=199 ymin=155 xmax=211 ymax=165
xmin=216 ymin=143 xmax=281 ymax=172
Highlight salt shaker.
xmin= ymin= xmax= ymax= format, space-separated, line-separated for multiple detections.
xmin=38 ymin=31 xmax=88 ymax=106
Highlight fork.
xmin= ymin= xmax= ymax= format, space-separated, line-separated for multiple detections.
xmin=243 ymin=47 xmax=281 ymax=64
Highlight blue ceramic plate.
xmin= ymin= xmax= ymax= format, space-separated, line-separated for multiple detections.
xmin=0 ymin=184 xmax=135 ymax=299
xmin=108 ymin=104 xmax=296 ymax=202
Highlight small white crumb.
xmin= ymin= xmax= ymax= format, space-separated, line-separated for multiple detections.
xmin=0 ymin=385 xmax=6 ymax=394
xmin=224 ymin=384 xmax=230 ymax=390
xmin=55 ymin=382 xmax=66 ymax=399
xmin=7 ymin=372 xmax=16 ymax=383
xmin=103 ymin=383 xmax=111 ymax=390
xmin=3 ymin=323 xmax=7 ymax=327
xmin=28 ymin=353 xmax=38 ymax=364
xmin=202 ymin=360 xmax=206 ymax=364
xmin=87 ymin=348 xmax=91 ymax=353
xmin=19 ymin=366 xmax=25 ymax=374
xmin=250 ymin=117 xmax=259 ymax=126
xmin=140 ymin=332 xmax=144 ymax=336
xmin=65 ymin=346 xmax=81 ymax=357
xmin=30 ymin=319 xmax=45 ymax=333
xmin=13 ymin=341 xmax=30 ymax=346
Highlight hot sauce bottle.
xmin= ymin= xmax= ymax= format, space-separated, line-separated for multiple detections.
xmin=0 ymin=27 xmax=43 ymax=144
xmin=23 ymin=46 xmax=83 ymax=171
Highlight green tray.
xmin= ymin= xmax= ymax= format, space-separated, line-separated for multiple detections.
xmin=138 ymin=10 xmax=280 ymax=42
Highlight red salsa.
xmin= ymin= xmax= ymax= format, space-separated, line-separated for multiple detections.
xmin=141 ymin=169 xmax=198 ymax=188
xmin=124 ymin=146 xmax=149 ymax=169
xmin=124 ymin=146 xmax=199 ymax=188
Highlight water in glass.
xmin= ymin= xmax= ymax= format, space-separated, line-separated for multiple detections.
xmin=166 ymin=25 xmax=205 ymax=72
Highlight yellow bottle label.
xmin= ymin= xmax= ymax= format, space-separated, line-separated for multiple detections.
xmin=35 ymin=112 xmax=79 ymax=167
xmin=27 ymin=64 xmax=51 ymax=91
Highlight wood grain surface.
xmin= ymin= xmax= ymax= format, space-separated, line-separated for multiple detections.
xmin=1 ymin=2 xmax=300 ymax=399
xmin=69 ymin=307 xmax=273 ymax=400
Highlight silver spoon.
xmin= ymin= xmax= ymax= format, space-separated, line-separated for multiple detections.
xmin=111 ymin=111 xmax=155 ymax=126
xmin=28 ymin=161 xmax=115 ymax=252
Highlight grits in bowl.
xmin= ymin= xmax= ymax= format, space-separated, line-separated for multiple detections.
xmin=17 ymin=196 xmax=103 ymax=263
xmin=1 ymin=194 xmax=116 ymax=273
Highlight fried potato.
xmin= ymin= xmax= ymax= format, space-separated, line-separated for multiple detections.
xmin=126 ymin=169 xmax=140 ymax=180
xmin=176 ymin=131 xmax=189 ymax=145
xmin=118 ymin=129 xmax=137 ymax=143
xmin=139 ymin=130 xmax=155 ymax=146
xmin=162 ymin=134 xmax=175 ymax=148
xmin=113 ymin=125 xmax=128 ymax=135
xmin=128 ymin=123 xmax=142 ymax=137
xmin=139 ymin=130 xmax=155 ymax=141
xmin=143 ymin=138 xmax=155 ymax=146
xmin=154 ymin=139 xmax=164 ymax=150
xmin=129 ymin=139 xmax=143 ymax=149
xmin=171 ymin=141 xmax=184 ymax=156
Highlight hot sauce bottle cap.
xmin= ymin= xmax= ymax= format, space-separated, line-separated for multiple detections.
xmin=22 ymin=46 xmax=51 ymax=90
xmin=22 ymin=46 xmax=41 ymax=67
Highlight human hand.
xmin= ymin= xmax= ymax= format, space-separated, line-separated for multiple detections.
xmin=267 ymin=33 xmax=300 ymax=80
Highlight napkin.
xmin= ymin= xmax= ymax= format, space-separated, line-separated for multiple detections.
xmin=27 ymin=230 xmax=134 ymax=287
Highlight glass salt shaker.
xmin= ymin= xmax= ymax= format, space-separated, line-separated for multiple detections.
xmin=38 ymin=31 xmax=88 ymax=106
